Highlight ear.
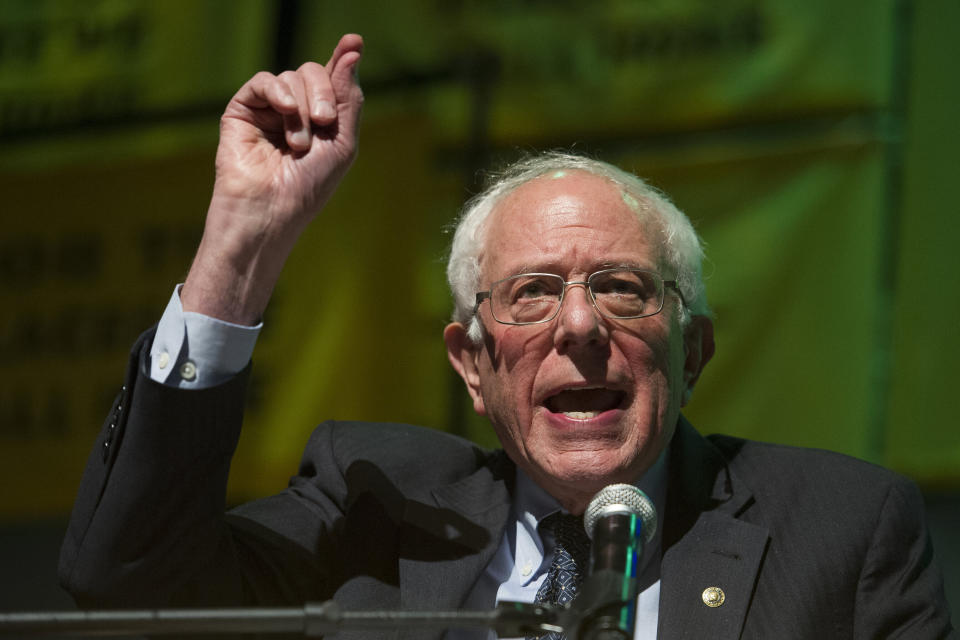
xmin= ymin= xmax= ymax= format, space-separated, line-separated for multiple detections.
xmin=681 ymin=315 xmax=715 ymax=406
xmin=444 ymin=322 xmax=487 ymax=416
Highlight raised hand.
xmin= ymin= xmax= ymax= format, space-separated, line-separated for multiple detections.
xmin=182 ymin=34 xmax=364 ymax=325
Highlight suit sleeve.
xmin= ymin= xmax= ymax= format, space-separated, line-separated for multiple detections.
xmin=854 ymin=476 xmax=956 ymax=638
xmin=58 ymin=329 xmax=327 ymax=608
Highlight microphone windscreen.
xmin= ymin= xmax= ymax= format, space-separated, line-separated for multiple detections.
xmin=583 ymin=484 xmax=657 ymax=545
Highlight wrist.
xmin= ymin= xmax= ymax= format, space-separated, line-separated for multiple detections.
xmin=181 ymin=197 xmax=301 ymax=325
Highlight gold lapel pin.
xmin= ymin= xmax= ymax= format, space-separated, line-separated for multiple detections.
xmin=702 ymin=586 xmax=725 ymax=607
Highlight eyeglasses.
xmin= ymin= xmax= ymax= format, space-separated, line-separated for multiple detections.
xmin=474 ymin=268 xmax=685 ymax=326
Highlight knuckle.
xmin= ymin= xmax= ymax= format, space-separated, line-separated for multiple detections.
xmin=297 ymin=61 xmax=323 ymax=73
xmin=251 ymin=70 xmax=275 ymax=84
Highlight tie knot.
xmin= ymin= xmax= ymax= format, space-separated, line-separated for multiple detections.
xmin=541 ymin=512 xmax=590 ymax=559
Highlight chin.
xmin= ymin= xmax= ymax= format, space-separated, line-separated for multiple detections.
xmin=542 ymin=451 xmax=639 ymax=493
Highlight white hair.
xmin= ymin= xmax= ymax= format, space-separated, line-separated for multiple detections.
xmin=446 ymin=151 xmax=710 ymax=342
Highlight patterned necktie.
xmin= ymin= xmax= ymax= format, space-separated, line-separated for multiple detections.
xmin=530 ymin=512 xmax=591 ymax=640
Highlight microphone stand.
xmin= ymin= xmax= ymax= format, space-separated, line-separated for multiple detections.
xmin=0 ymin=580 xmax=632 ymax=639
xmin=0 ymin=601 xmax=559 ymax=637
xmin=3 ymin=511 xmax=644 ymax=638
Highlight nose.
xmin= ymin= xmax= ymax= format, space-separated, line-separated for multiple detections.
xmin=553 ymin=283 xmax=609 ymax=350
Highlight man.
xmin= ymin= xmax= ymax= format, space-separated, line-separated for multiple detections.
xmin=59 ymin=34 xmax=954 ymax=639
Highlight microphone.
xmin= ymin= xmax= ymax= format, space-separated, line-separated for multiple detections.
xmin=578 ymin=484 xmax=657 ymax=640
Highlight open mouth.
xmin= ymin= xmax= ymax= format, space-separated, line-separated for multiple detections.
xmin=544 ymin=386 xmax=626 ymax=419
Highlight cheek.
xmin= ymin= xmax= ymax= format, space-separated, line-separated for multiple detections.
xmin=476 ymin=352 xmax=526 ymax=423
xmin=480 ymin=326 xmax=551 ymax=407
xmin=617 ymin=326 xmax=672 ymax=377
xmin=476 ymin=333 xmax=550 ymax=439
xmin=491 ymin=324 xmax=551 ymax=373
xmin=616 ymin=328 xmax=683 ymax=413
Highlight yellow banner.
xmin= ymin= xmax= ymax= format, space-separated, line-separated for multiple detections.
xmin=1 ymin=0 xmax=957 ymax=520
xmin=0 ymin=0 xmax=273 ymax=169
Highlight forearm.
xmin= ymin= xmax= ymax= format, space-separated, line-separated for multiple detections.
xmin=181 ymin=193 xmax=304 ymax=325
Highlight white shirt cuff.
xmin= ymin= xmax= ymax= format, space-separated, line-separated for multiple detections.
xmin=149 ymin=285 xmax=261 ymax=388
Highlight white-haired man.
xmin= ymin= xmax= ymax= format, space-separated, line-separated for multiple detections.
xmin=60 ymin=35 xmax=954 ymax=639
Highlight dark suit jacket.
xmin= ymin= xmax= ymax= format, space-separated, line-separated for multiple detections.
xmin=59 ymin=331 xmax=955 ymax=639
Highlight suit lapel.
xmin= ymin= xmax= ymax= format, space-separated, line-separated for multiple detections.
xmin=658 ymin=418 xmax=769 ymax=640
xmin=398 ymin=451 xmax=513 ymax=639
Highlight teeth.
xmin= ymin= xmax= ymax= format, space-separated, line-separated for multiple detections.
xmin=562 ymin=411 xmax=602 ymax=419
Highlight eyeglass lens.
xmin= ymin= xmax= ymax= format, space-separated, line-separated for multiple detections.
xmin=491 ymin=270 xmax=663 ymax=324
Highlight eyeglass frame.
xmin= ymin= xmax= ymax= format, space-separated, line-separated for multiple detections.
xmin=473 ymin=268 xmax=687 ymax=326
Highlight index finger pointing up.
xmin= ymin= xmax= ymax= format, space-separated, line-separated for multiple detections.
xmin=326 ymin=33 xmax=364 ymax=79
xmin=325 ymin=34 xmax=364 ymax=145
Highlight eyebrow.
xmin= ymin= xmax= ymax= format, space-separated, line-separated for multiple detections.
xmin=597 ymin=261 xmax=650 ymax=270
xmin=501 ymin=260 xmax=656 ymax=277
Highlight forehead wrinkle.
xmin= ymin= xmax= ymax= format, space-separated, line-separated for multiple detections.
xmin=483 ymin=224 xmax=662 ymax=281
xmin=480 ymin=172 xmax=666 ymax=284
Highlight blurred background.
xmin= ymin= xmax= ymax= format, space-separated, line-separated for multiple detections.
xmin=1 ymin=0 xmax=957 ymax=622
